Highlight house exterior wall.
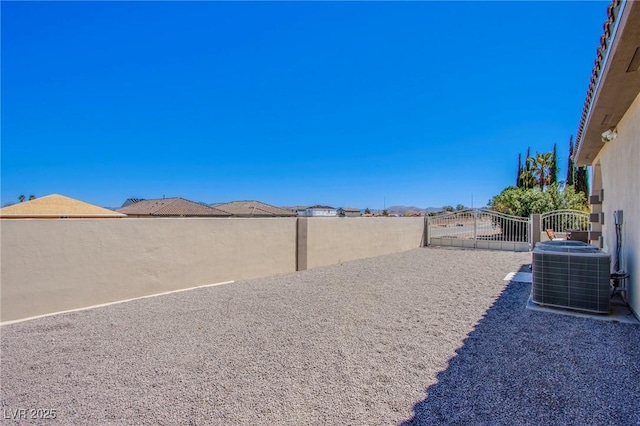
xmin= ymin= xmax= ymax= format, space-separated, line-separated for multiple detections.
xmin=306 ymin=208 xmax=337 ymax=217
xmin=592 ymin=91 xmax=640 ymax=317
xmin=303 ymin=217 xmax=426 ymax=269
xmin=338 ymin=209 xmax=362 ymax=217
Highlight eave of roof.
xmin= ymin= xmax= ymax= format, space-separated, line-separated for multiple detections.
xmin=574 ymin=0 xmax=640 ymax=165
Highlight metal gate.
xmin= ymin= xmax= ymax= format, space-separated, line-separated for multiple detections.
xmin=427 ymin=209 xmax=530 ymax=252
xmin=540 ymin=209 xmax=589 ymax=239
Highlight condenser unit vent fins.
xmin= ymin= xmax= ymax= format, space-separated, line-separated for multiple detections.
xmin=532 ymin=240 xmax=610 ymax=314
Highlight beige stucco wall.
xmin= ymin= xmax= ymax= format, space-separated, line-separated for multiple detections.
xmin=1 ymin=217 xmax=429 ymax=322
xmin=303 ymin=217 xmax=426 ymax=269
xmin=0 ymin=218 xmax=297 ymax=322
xmin=593 ymin=90 xmax=640 ymax=317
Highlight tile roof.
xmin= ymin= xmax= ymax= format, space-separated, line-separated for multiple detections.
xmin=0 ymin=194 xmax=126 ymax=218
xmin=213 ymin=200 xmax=296 ymax=217
xmin=117 ymin=198 xmax=230 ymax=217
xmin=575 ymin=0 xmax=621 ymax=156
xmin=121 ymin=198 xmax=144 ymax=207
xmin=308 ymin=205 xmax=336 ymax=209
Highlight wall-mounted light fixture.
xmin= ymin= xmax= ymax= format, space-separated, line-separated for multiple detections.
xmin=601 ymin=128 xmax=618 ymax=143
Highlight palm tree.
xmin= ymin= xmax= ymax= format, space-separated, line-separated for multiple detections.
xmin=519 ymin=165 xmax=536 ymax=189
xmin=530 ymin=152 xmax=554 ymax=190
xmin=18 ymin=195 xmax=25 ymax=203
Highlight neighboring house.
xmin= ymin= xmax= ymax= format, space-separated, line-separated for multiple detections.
xmin=213 ymin=200 xmax=296 ymax=217
xmin=0 ymin=194 xmax=126 ymax=219
xmin=573 ymin=0 xmax=640 ymax=318
xmin=290 ymin=206 xmax=309 ymax=217
xmin=337 ymin=207 xmax=362 ymax=217
xmin=117 ymin=197 xmax=230 ymax=217
xmin=306 ymin=205 xmax=337 ymax=217
xmin=121 ymin=198 xmax=144 ymax=208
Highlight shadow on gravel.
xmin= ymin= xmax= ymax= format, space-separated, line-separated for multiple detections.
xmin=402 ymin=263 xmax=640 ymax=426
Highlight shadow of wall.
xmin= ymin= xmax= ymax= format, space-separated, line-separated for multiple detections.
xmin=402 ymin=266 xmax=640 ymax=425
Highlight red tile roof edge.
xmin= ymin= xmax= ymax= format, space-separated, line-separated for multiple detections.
xmin=574 ymin=0 xmax=621 ymax=158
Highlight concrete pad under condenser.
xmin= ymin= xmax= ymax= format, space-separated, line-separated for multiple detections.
xmin=526 ymin=295 xmax=639 ymax=325
xmin=503 ymin=271 xmax=639 ymax=325
xmin=503 ymin=271 xmax=532 ymax=283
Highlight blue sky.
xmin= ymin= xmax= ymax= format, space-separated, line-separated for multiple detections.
xmin=2 ymin=1 xmax=607 ymax=209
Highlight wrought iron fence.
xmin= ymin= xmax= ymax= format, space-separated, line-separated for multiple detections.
xmin=428 ymin=209 xmax=477 ymax=240
xmin=479 ymin=210 xmax=529 ymax=242
xmin=427 ymin=208 xmax=590 ymax=251
xmin=540 ymin=209 xmax=589 ymax=233
xmin=428 ymin=209 xmax=529 ymax=250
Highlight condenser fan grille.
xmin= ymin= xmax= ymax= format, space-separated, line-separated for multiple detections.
xmin=532 ymin=241 xmax=610 ymax=314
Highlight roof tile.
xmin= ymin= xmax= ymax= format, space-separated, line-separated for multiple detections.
xmin=117 ymin=198 xmax=230 ymax=217
xmin=214 ymin=200 xmax=296 ymax=217
xmin=0 ymin=194 xmax=126 ymax=218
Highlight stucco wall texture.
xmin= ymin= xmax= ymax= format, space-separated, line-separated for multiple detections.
xmin=596 ymin=91 xmax=640 ymax=318
xmin=302 ymin=217 xmax=426 ymax=270
xmin=1 ymin=218 xmax=297 ymax=322
xmin=0 ymin=217 xmax=426 ymax=322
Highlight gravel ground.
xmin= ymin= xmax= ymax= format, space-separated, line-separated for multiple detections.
xmin=1 ymin=247 xmax=638 ymax=425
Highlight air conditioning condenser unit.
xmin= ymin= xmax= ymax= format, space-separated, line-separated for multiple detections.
xmin=532 ymin=240 xmax=610 ymax=314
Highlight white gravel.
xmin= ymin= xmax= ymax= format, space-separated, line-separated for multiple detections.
xmin=1 ymin=247 xmax=638 ymax=425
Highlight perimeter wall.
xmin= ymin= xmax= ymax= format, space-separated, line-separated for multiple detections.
xmin=0 ymin=217 xmax=426 ymax=321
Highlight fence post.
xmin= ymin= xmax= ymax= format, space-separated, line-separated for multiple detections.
xmin=530 ymin=214 xmax=541 ymax=250
xmin=473 ymin=209 xmax=478 ymax=249
xmin=296 ymin=218 xmax=308 ymax=271
xmin=423 ymin=216 xmax=430 ymax=247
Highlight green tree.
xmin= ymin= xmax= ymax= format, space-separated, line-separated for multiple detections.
xmin=575 ymin=166 xmax=589 ymax=197
xmin=382 ymin=209 xmax=389 ymax=216
xmin=529 ymin=151 xmax=554 ymax=190
xmin=519 ymin=167 xmax=535 ymax=190
xmin=516 ymin=153 xmax=523 ymax=187
xmin=488 ymin=184 xmax=588 ymax=217
xmin=533 ymin=152 xmax=553 ymax=190
xmin=18 ymin=195 xmax=25 ymax=203
xmin=442 ymin=205 xmax=454 ymax=212
xmin=489 ymin=186 xmax=547 ymax=217
xmin=455 ymin=204 xmax=466 ymax=211
xmin=546 ymin=183 xmax=588 ymax=211
xmin=364 ymin=208 xmax=371 ymax=214
xmin=566 ymin=135 xmax=575 ymax=186
xmin=28 ymin=195 xmax=36 ymax=200
xmin=549 ymin=143 xmax=558 ymax=186
xmin=523 ymin=147 xmax=532 ymax=188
